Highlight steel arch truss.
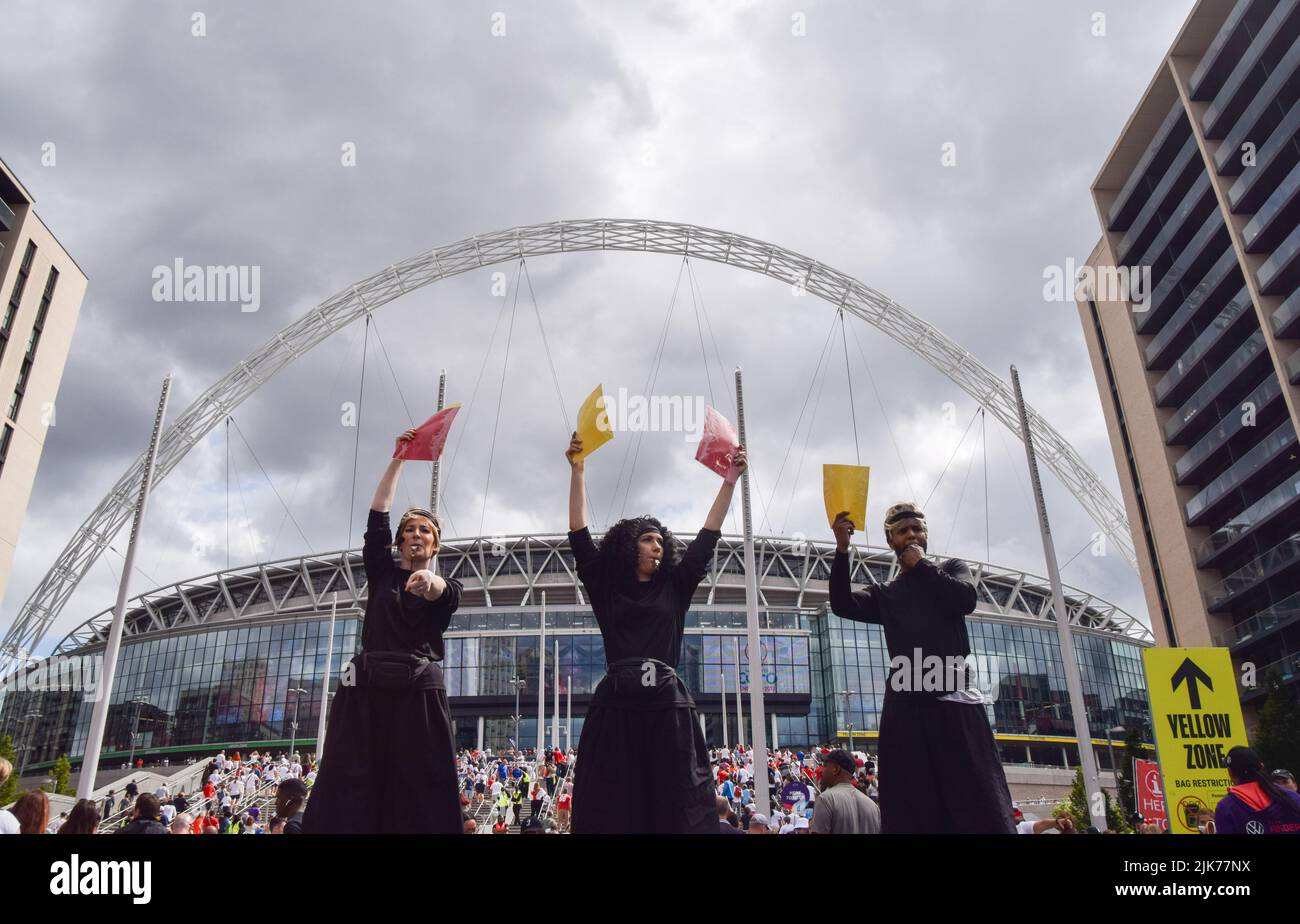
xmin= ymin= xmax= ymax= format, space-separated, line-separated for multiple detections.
xmin=1 ymin=219 xmax=1136 ymax=675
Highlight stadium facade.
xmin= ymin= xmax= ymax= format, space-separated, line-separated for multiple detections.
xmin=1 ymin=533 xmax=1156 ymax=774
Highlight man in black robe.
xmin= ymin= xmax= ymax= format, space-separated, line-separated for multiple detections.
xmin=829 ymin=502 xmax=1014 ymax=833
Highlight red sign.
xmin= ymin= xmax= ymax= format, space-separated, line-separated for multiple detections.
xmin=695 ymin=406 xmax=742 ymax=484
xmin=1135 ymin=758 xmax=1168 ymax=832
xmin=393 ymin=404 xmax=461 ymax=462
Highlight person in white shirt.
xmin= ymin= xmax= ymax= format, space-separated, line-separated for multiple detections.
xmin=243 ymin=774 xmax=258 ymax=798
xmin=154 ymin=785 xmax=168 ymax=801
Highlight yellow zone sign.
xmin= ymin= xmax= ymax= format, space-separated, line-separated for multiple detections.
xmin=1142 ymin=647 xmax=1248 ymax=834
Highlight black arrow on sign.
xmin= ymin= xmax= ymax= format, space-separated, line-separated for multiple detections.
xmin=1172 ymin=658 xmax=1213 ymax=710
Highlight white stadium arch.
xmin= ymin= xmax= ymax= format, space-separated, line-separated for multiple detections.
xmin=0 ymin=219 xmax=1135 ymax=675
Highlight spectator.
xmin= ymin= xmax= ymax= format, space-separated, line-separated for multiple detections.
xmin=519 ymin=817 xmax=543 ymax=834
xmin=47 ymin=810 xmax=69 ymax=834
xmin=172 ymin=790 xmax=189 ymax=814
xmin=11 ymin=791 xmax=50 ymax=835
xmin=1271 ymin=769 xmax=1298 ymax=793
xmin=717 ymin=796 xmax=743 ymax=835
xmin=117 ymin=793 xmax=166 ymax=834
xmin=463 ymin=814 xmax=477 ymax=835
xmin=556 ymin=783 xmax=573 ymax=833
xmin=161 ymin=802 xmax=177 ymax=826
xmin=746 ymin=813 xmax=771 ymax=834
xmin=1215 ymin=747 xmax=1300 ymax=834
xmin=101 ymin=788 xmax=117 ymax=820
xmin=809 ymin=750 xmax=880 ymax=834
xmin=170 ymin=813 xmax=193 ymax=834
xmin=276 ymin=778 xmax=308 ymax=834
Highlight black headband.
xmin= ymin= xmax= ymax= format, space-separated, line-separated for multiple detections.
xmin=884 ymin=508 xmax=925 ymax=526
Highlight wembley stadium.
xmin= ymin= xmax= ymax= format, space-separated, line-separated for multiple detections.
xmin=1 ymin=531 xmax=1156 ymax=789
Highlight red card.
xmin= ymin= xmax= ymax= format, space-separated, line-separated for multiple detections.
xmin=394 ymin=404 xmax=461 ymax=461
xmin=695 ymin=405 xmax=743 ymax=484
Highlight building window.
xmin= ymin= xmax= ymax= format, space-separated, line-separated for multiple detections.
xmin=0 ymin=241 xmax=37 ymax=368
xmin=7 ymin=267 xmax=58 ymax=424
xmin=0 ymin=423 xmax=12 ymax=479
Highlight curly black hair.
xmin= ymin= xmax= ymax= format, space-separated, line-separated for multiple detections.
xmin=597 ymin=515 xmax=677 ymax=585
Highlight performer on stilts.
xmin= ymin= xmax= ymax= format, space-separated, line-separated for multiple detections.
xmin=303 ymin=428 xmax=464 ymax=833
xmin=828 ymin=502 xmax=1014 ymax=833
xmin=565 ymin=430 xmax=746 ymax=833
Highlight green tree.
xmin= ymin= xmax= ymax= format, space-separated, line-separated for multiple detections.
xmin=1103 ymin=788 xmax=1130 ymax=833
xmin=0 ymin=735 xmax=18 ymax=806
xmin=1254 ymin=674 xmax=1300 ymax=775
xmin=45 ymin=754 xmax=73 ymax=797
xmin=1054 ymin=766 xmax=1089 ymax=829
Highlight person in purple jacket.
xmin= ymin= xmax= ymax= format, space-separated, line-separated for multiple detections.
xmin=1214 ymin=746 xmax=1300 ymax=834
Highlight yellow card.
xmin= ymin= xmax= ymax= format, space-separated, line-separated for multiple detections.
xmin=573 ymin=384 xmax=614 ymax=461
xmin=823 ymin=464 xmax=870 ymax=529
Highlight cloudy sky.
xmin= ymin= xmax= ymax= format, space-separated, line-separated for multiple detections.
xmin=0 ymin=0 xmax=1197 ymax=656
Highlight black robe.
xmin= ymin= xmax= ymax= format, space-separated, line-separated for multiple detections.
xmin=568 ymin=525 xmax=721 ymax=834
xmin=302 ymin=509 xmax=464 ymax=834
xmin=829 ymin=551 xmax=1015 ymax=834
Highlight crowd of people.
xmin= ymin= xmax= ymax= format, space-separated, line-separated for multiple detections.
xmin=0 ymin=749 xmax=316 ymax=835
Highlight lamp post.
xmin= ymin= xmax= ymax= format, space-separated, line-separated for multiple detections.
xmin=508 ymin=675 xmax=526 ymax=750
xmin=287 ymin=688 xmax=308 ymax=761
xmin=837 ymin=689 xmax=857 ymax=755
xmin=126 ymin=697 xmax=150 ymax=769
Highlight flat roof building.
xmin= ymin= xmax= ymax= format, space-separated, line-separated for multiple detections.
xmin=0 ymin=158 xmax=88 ymax=613
xmin=1076 ymin=0 xmax=1300 ymax=718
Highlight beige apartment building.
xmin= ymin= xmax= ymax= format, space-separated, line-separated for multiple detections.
xmin=1077 ymin=0 xmax=1300 ymax=716
xmin=0 ymin=158 xmax=88 ymax=611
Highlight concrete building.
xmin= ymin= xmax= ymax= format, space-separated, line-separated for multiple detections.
xmin=1077 ymin=0 xmax=1300 ymax=718
xmin=0 ymin=158 xmax=88 ymax=613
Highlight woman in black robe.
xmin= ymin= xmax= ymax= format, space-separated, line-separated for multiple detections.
xmin=302 ymin=429 xmax=464 ymax=833
xmin=564 ymin=430 xmax=746 ymax=834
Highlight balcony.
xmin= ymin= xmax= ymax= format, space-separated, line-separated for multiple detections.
xmin=1137 ymin=214 xmax=1230 ymax=335
xmin=1227 ymin=96 xmax=1300 ymax=214
xmin=1274 ymin=290 xmax=1300 ymax=338
xmin=1243 ymin=156 xmax=1300 ymax=253
xmin=1165 ymin=331 xmax=1269 ymax=445
xmin=1203 ymin=0 xmax=1300 ymax=143
xmin=1184 ymin=421 xmax=1299 ymax=527
xmin=1206 ymin=531 xmax=1300 ymax=612
xmin=1153 ymin=285 xmax=1253 ymax=402
xmin=1117 ymin=140 xmax=1207 ymax=266
xmin=1197 ymin=471 xmax=1300 ymax=568
xmin=1144 ymin=251 xmax=1245 ymax=369
xmin=1177 ymin=376 xmax=1284 ymax=484
xmin=1213 ymin=592 xmax=1300 ymax=648
xmin=1241 ymin=650 xmax=1300 ymax=702
xmin=1257 ymin=221 xmax=1300 ymax=295
xmin=1289 ymin=347 xmax=1300 ymax=384
xmin=0 ymin=198 xmax=14 ymax=234
xmin=1213 ymin=30 xmax=1300 ymax=174
xmin=1192 ymin=0 xmax=1277 ymax=102
xmin=1107 ymin=102 xmax=1192 ymax=232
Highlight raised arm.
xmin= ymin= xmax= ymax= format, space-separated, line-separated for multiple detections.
xmin=566 ymin=431 xmax=586 ymax=531
xmin=829 ymin=512 xmax=882 ymax=624
xmin=702 ymin=447 xmax=747 ymax=531
xmin=371 ymin=428 xmax=417 ymax=513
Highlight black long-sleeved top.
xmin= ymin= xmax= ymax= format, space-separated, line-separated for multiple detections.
xmin=829 ymin=550 xmax=978 ymax=684
xmin=568 ymin=525 xmax=721 ymax=667
xmin=360 ymin=509 xmax=462 ymax=660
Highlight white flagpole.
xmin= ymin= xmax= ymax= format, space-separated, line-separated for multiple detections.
xmin=1010 ymin=365 xmax=1107 ymax=832
xmin=735 ymin=367 xmax=770 ymax=815
xmin=77 ymin=375 xmax=172 ymax=800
